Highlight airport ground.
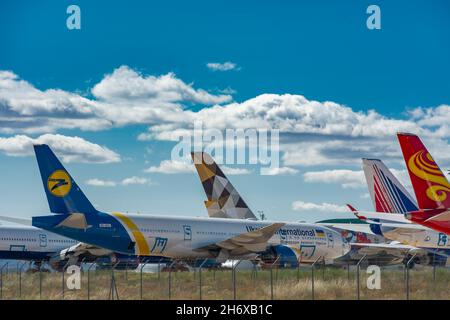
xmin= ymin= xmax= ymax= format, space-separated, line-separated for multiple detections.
xmin=1 ymin=264 xmax=450 ymax=300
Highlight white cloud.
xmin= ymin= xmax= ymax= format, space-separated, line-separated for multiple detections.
xmin=120 ymin=176 xmax=151 ymax=186
xmin=206 ymin=62 xmax=238 ymax=71
xmin=303 ymin=170 xmax=365 ymax=188
xmin=190 ymin=94 xmax=421 ymax=136
xmin=144 ymin=93 xmax=450 ymax=168
xmin=0 ymin=134 xmax=121 ymax=163
xmin=145 ymin=159 xmax=195 ymax=174
xmin=145 ymin=158 xmax=251 ymax=175
xmin=292 ymin=200 xmax=349 ymax=213
xmin=409 ymin=105 xmax=450 ymax=130
xmin=221 ymin=166 xmax=251 ymax=175
xmin=86 ymin=176 xmax=152 ymax=187
xmin=85 ymin=179 xmax=117 ymax=187
xmin=303 ymin=168 xmax=411 ymax=190
xmin=92 ymin=66 xmax=231 ymax=105
xmin=0 ymin=67 xmax=232 ymax=133
xmin=2 ymin=68 xmax=450 ymax=170
xmin=263 ymin=166 xmax=299 ymax=176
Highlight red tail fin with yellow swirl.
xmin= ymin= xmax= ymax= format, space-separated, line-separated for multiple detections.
xmin=397 ymin=133 xmax=450 ymax=210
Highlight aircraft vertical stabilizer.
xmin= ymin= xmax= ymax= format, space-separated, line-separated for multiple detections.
xmin=34 ymin=144 xmax=97 ymax=214
xmin=191 ymin=152 xmax=257 ymax=220
xmin=362 ymin=158 xmax=418 ymax=213
xmin=397 ymin=133 xmax=450 ymax=210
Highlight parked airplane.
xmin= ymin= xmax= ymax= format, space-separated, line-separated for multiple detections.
xmin=397 ymin=133 xmax=450 ymax=235
xmin=30 ymin=145 xmax=351 ymax=266
xmin=347 ymin=157 xmax=450 ymax=264
xmin=0 ymin=224 xmax=76 ymax=268
xmin=191 ymin=152 xmax=415 ymax=266
xmin=0 ymin=224 xmax=140 ymax=270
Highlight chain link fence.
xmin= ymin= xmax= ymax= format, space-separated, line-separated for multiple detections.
xmin=1 ymin=255 xmax=450 ymax=300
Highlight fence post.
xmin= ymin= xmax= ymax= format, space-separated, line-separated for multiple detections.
xmin=140 ymin=261 xmax=148 ymax=300
xmin=356 ymin=254 xmax=366 ymax=300
xmin=158 ymin=258 xmax=165 ymax=281
xmin=0 ymin=262 xmax=8 ymax=300
xmin=39 ymin=261 xmax=43 ymax=300
xmin=199 ymin=259 xmax=208 ymax=300
xmin=269 ymin=256 xmax=280 ymax=300
xmin=193 ymin=259 xmax=197 ymax=281
xmin=87 ymin=262 xmax=95 ymax=300
xmin=311 ymin=256 xmax=322 ymax=300
xmin=168 ymin=260 xmax=177 ymax=300
xmin=270 ymin=266 xmax=273 ymax=300
xmin=18 ymin=261 xmax=27 ymax=299
xmin=109 ymin=261 xmax=120 ymax=300
xmin=253 ymin=262 xmax=258 ymax=281
xmin=61 ymin=262 xmax=69 ymax=300
xmin=16 ymin=262 xmax=19 ymax=298
xmin=18 ymin=262 xmax=22 ymax=298
xmin=406 ymin=254 xmax=417 ymax=301
xmin=347 ymin=263 xmax=350 ymax=281
xmin=322 ymin=258 xmax=325 ymax=280
xmin=232 ymin=260 xmax=242 ymax=300
xmin=432 ymin=252 xmax=437 ymax=281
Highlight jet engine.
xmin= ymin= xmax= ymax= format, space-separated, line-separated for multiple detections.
xmin=259 ymin=245 xmax=299 ymax=268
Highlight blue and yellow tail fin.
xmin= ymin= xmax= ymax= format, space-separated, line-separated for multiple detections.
xmin=34 ymin=144 xmax=97 ymax=214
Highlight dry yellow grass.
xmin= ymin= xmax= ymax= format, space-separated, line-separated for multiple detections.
xmin=1 ymin=266 xmax=450 ymax=300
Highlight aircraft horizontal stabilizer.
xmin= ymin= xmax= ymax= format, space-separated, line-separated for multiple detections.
xmin=194 ymin=222 xmax=284 ymax=255
xmin=0 ymin=215 xmax=32 ymax=226
xmin=351 ymin=210 xmax=412 ymax=224
xmin=318 ymin=222 xmax=374 ymax=234
xmin=56 ymin=213 xmax=91 ymax=229
xmin=424 ymin=210 xmax=450 ymax=222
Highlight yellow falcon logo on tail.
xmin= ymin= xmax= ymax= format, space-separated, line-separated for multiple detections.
xmin=47 ymin=170 xmax=72 ymax=197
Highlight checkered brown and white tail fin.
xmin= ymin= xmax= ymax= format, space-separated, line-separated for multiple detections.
xmin=191 ymin=152 xmax=257 ymax=220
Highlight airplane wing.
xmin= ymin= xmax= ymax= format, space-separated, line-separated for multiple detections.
xmin=346 ymin=205 xmax=435 ymax=233
xmin=317 ymin=222 xmax=375 ymax=234
xmin=59 ymin=242 xmax=112 ymax=258
xmin=425 ymin=210 xmax=450 ymax=222
xmin=194 ymin=223 xmax=284 ymax=256
xmin=347 ymin=204 xmax=412 ymax=224
xmin=350 ymin=242 xmax=422 ymax=257
xmin=347 ymin=242 xmax=449 ymax=264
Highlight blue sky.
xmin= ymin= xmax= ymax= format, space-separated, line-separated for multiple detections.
xmin=0 ymin=0 xmax=450 ymax=223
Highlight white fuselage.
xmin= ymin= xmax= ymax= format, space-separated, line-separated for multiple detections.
xmin=0 ymin=225 xmax=77 ymax=260
xmin=357 ymin=211 xmax=450 ymax=250
xmin=110 ymin=214 xmax=350 ymax=263
xmin=382 ymin=227 xmax=450 ymax=249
